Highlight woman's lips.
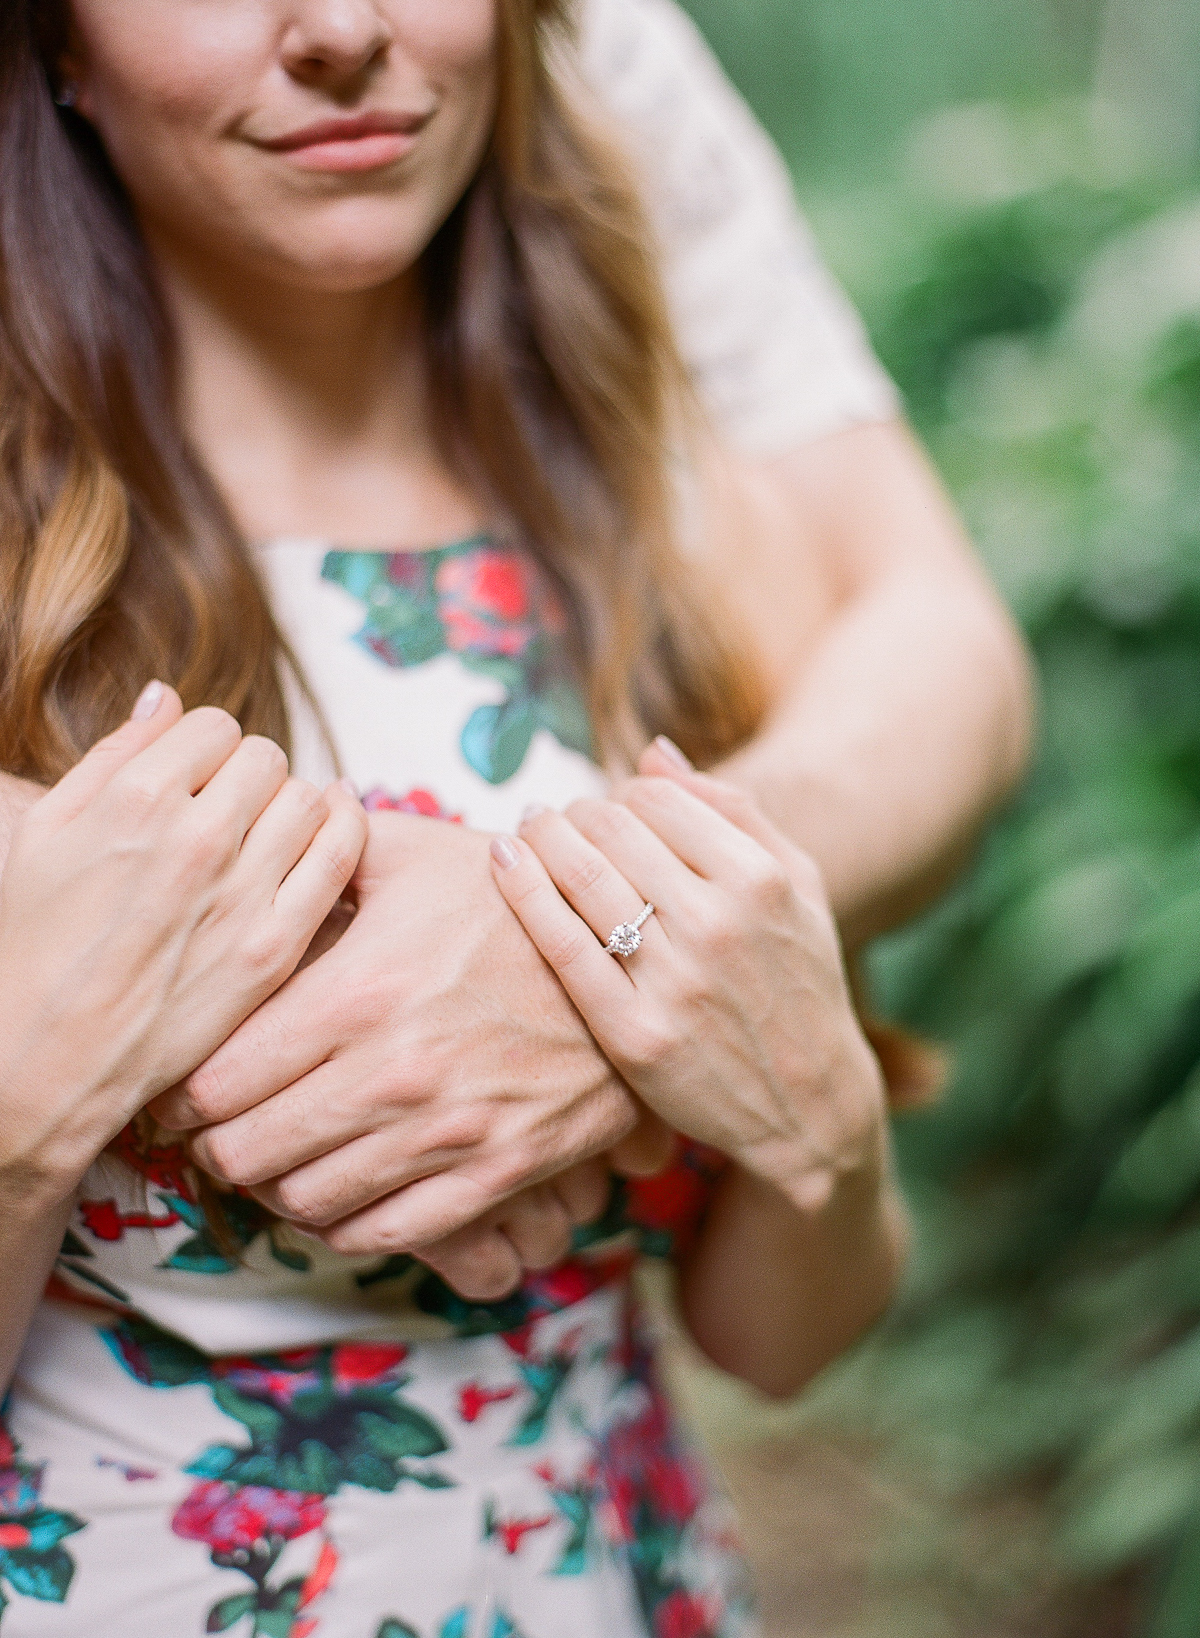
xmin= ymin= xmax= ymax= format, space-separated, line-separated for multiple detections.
xmin=259 ymin=112 xmax=429 ymax=174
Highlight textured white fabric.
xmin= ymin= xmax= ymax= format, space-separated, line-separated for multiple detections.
xmin=577 ymin=0 xmax=902 ymax=455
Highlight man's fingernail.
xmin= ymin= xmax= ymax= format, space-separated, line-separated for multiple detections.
xmin=654 ymin=736 xmax=693 ymax=771
xmin=131 ymin=680 xmax=164 ymax=722
xmin=490 ymin=835 xmax=521 ymax=870
xmin=521 ymin=803 xmax=548 ymax=824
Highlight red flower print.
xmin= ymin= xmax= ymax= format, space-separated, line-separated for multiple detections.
xmin=0 ymin=1428 xmax=14 ymax=1468
xmin=436 ymin=550 xmax=537 ymax=658
xmin=171 ymin=1482 xmax=326 ymax=1554
xmin=458 ymin=1382 xmax=519 ymax=1423
xmin=79 ymin=1198 xmax=182 ymax=1241
xmin=210 ymin=1357 xmax=323 ymax=1406
xmin=330 ymin=1342 xmax=408 ymax=1392
xmin=655 ymin=1590 xmax=716 ymax=1638
xmin=646 ymin=1454 xmax=703 ymax=1526
xmin=386 ymin=554 xmax=428 ymax=594
xmin=361 ymin=787 xmax=462 ymax=822
xmin=0 ymin=1524 xmax=31 ymax=1549
xmin=493 ymin=1514 xmax=554 ymax=1555
xmin=524 ymin=1259 xmax=611 ymax=1313
xmin=473 ymin=556 xmax=530 ymax=621
xmin=296 ymin=1538 xmax=339 ymax=1611
xmin=107 ymin=1124 xmax=198 ymax=1200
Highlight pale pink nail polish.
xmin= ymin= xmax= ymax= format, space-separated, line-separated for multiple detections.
xmin=130 ymin=680 xmax=164 ymax=722
xmin=491 ymin=835 xmax=521 ymax=870
xmin=521 ymin=803 xmax=548 ymax=824
xmin=336 ymin=777 xmax=360 ymax=800
xmin=654 ymin=736 xmax=693 ymax=772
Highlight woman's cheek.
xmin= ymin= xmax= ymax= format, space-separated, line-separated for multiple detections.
xmin=394 ymin=0 xmax=499 ymax=79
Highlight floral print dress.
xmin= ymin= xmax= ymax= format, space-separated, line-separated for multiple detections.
xmin=3 ymin=537 xmax=759 ymax=1638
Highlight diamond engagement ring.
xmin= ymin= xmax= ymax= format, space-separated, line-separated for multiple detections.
xmin=604 ymin=903 xmax=656 ymax=958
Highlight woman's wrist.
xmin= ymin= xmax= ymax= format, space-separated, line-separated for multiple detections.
xmin=734 ymin=1027 xmax=890 ymax=1215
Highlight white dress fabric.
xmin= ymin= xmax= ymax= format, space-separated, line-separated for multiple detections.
xmin=1 ymin=7 xmax=897 ymax=1635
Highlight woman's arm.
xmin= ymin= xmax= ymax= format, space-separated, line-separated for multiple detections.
xmin=677 ymin=1148 xmax=908 ymax=1398
xmin=0 ymin=1196 xmax=74 ymax=1398
xmin=0 ymin=690 xmax=365 ymax=1392
xmin=492 ymin=768 xmax=908 ymax=1397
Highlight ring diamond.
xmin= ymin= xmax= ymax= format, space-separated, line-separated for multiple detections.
xmin=604 ymin=903 xmax=655 ymax=958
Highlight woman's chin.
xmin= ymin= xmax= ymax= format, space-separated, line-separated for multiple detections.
xmin=243 ymin=238 xmax=426 ymax=297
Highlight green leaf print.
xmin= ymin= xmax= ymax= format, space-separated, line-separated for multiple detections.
xmin=211 ymin=1384 xmax=285 ymax=1443
xmin=323 ymin=539 xmax=593 ymax=787
xmin=58 ymin=1229 xmax=92 ymax=1259
xmin=355 ymin=1254 xmax=417 ymax=1290
xmin=206 ymin=1590 xmax=257 ymax=1631
xmin=357 ymin=1405 xmax=447 ymax=1461
xmin=508 ymin=1354 xmax=573 ymax=1448
xmin=376 ymin=1622 xmax=420 ymax=1638
xmin=323 ymin=551 xmax=445 ymax=668
xmin=23 ymin=1513 xmax=84 ymax=1552
xmin=101 ymin=1315 xmax=215 ymax=1386
xmin=460 ymin=697 xmax=539 ymax=785
xmin=0 ymin=1546 xmax=75 ymax=1603
xmin=407 ymin=1468 xmax=455 ymax=1490
xmin=536 ymin=677 xmax=594 ymax=759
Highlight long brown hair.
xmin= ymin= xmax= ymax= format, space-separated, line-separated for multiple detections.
xmin=1 ymin=0 xmax=764 ymax=789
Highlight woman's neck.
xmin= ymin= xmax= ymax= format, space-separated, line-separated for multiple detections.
xmin=150 ymin=238 xmax=484 ymax=550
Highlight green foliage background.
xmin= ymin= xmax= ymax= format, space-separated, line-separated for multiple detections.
xmin=678 ymin=0 xmax=1200 ymax=1630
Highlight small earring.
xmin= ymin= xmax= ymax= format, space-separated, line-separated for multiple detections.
xmin=55 ymin=82 xmax=78 ymax=109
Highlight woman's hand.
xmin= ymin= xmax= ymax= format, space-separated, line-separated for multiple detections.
xmin=490 ymin=769 xmax=888 ymax=1214
xmin=0 ymin=684 xmax=366 ymax=1212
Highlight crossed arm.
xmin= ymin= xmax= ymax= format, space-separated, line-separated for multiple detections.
xmin=0 ymin=420 xmax=1033 ymax=1393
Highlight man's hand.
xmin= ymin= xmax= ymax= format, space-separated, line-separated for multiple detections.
xmin=151 ymin=812 xmax=654 ymax=1255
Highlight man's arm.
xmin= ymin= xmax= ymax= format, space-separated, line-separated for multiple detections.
xmin=702 ymin=420 xmax=1035 ymax=949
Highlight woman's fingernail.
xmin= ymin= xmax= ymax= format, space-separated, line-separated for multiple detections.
xmin=654 ymin=736 xmax=693 ymax=772
xmin=490 ymin=835 xmax=521 ymax=870
xmin=131 ymin=680 xmax=165 ymax=722
xmin=336 ymin=777 xmax=360 ymax=800
xmin=521 ymin=803 xmax=548 ymax=824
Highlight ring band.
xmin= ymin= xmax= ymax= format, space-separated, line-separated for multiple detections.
xmin=604 ymin=903 xmax=656 ymax=958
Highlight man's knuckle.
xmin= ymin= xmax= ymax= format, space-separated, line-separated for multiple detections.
xmin=185 ymin=1062 xmax=230 ymax=1122
xmin=199 ymin=1128 xmax=250 ymax=1186
xmin=625 ymin=1017 xmax=675 ymax=1073
xmin=273 ymin=1174 xmax=329 ymax=1226
xmin=694 ymin=901 xmax=736 ymax=955
xmin=432 ymin=1108 xmax=490 ymax=1152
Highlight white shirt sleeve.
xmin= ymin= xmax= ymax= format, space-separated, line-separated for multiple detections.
xmin=574 ymin=0 xmax=903 ymax=456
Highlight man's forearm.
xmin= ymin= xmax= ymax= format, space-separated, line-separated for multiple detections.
xmin=703 ymin=424 xmax=1035 ymax=950
xmin=720 ymin=565 xmax=1033 ymax=949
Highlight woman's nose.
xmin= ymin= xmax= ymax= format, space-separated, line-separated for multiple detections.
xmin=280 ymin=0 xmax=393 ymax=86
